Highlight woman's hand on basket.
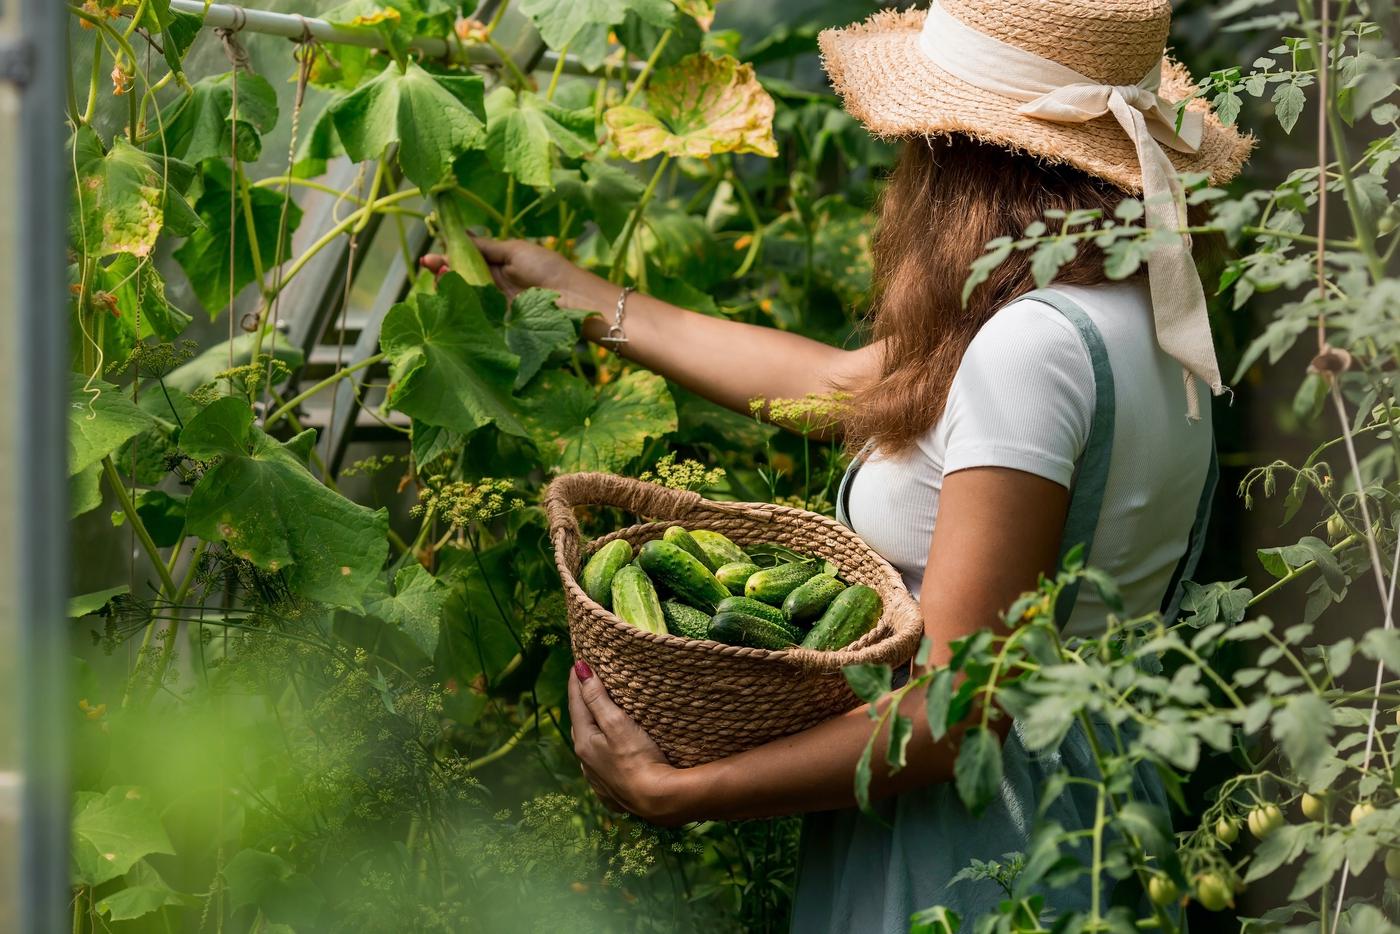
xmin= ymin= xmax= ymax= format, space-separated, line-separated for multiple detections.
xmin=568 ymin=661 xmax=692 ymax=826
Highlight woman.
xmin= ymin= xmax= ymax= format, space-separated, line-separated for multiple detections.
xmin=468 ymin=0 xmax=1251 ymax=928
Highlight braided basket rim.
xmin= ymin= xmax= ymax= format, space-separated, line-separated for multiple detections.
xmin=547 ymin=473 xmax=923 ymax=672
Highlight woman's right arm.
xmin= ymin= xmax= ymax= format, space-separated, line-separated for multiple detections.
xmin=470 ymin=237 xmax=881 ymax=417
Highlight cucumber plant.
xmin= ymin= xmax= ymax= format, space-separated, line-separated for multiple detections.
xmin=65 ymin=1 xmax=881 ymax=930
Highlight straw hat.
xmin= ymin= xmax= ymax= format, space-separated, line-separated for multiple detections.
xmin=819 ymin=0 xmax=1253 ymax=193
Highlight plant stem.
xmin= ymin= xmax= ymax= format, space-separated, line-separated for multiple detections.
xmin=619 ymin=29 xmax=673 ymax=108
xmin=465 ymin=718 xmax=535 ymax=772
xmin=545 ymin=41 xmax=570 ymax=101
xmin=264 ymin=353 xmax=385 ymax=428
xmin=102 ymin=457 xmax=178 ymax=597
xmin=1248 ymin=533 xmax=1358 ymax=604
xmin=609 ymin=155 xmax=670 ymax=283
xmin=450 ymin=184 xmax=506 ymax=225
xmin=271 ymin=189 xmax=421 ymax=300
xmin=487 ymin=36 xmax=533 ymax=88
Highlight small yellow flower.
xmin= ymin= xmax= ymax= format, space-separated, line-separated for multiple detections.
xmin=733 ymin=234 xmax=753 ymax=251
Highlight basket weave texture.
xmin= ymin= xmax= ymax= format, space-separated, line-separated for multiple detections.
xmin=546 ymin=473 xmax=923 ymax=767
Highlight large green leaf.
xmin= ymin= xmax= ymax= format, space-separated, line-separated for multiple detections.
xmin=161 ymin=72 xmax=279 ymax=164
xmin=380 ymin=273 xmax=525 ymax=437
xmin=71 ymin=127 xmax=193 ymax=260
xmin=504 ymin=288 xmax=591 ymax=389
xmin=520 ymin=0 xmax=675 ymax=69
xmin=95 ymin=882 xmax=182 ymax=923
xmin=182 ymin=398 xmax=389 ymax=610
xmin=330 ymin=62 xmax=486 ymax=192
xmin=173 ymin=162 xmax=303 ymax=315
xmin=221 ymin=849 xmax=325 ymax=928
xmin=68 ymin=375 xmax=156 ymax=477
xmin=519 ymin=369 xmax=676 ymax=472
xmin=484 ymin=87 xmax=595 ymax=190
xmin=366 ymin=564 xmax=448 ymax=658
xmin=71 ymin=787 xmax=175 ymax=887
xmin=605 ymin=53 xmax=777 ymax=161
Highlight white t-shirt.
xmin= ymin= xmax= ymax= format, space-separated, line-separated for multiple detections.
xmin=840 ymin=280 xmax=1213 ymax=638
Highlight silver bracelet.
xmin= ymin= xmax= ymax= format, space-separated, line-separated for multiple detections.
xmin=600 ymin=286 xmax=633 ymax=351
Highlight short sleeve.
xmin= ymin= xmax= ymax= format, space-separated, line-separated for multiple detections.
xmin=938 ymin=299 xmax=1096 ymax=489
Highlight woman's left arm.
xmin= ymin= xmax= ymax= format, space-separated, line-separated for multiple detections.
xmin=568 ymin=465 xmax=1070 ymax=826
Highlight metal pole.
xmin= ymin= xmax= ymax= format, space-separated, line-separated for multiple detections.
xmin=166 ymin=0 xmax=639 ymax=77
xmin=0 ymin=0 xmax=69 ymax=929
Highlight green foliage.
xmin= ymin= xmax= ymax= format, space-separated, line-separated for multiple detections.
xmin=66 ymin=2 xmax=874 ymax=930
xmin=182 ymin=398 xmax=390 ymax=610
xmin=70 ymin=0 xmax=1400 ymax=930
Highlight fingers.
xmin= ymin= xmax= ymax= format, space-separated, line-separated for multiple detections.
xmin=470 ymin=235 xmax=516 ymax=264
xmin=567 ymin=668 xmax=602 ymax=744
xmin=576 ymin=665 xmax=632 ymax=735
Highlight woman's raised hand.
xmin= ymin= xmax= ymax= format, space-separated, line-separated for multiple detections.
xmin=420 ymin=238 xmax=613 ymax=311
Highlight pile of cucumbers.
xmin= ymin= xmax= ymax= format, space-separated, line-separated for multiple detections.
xmin=579 ymin=526 xmax=883 ymax=651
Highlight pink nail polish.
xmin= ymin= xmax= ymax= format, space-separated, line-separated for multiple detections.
xmin=574 ymin=660 xmax=593 ymax=681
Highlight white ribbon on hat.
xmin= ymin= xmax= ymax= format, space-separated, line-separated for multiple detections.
xmin=918 ymin=1 xmax=1222 ymax=419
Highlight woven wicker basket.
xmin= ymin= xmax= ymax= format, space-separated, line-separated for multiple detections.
xmin=546 ymin=472 xmax=923 ymax=767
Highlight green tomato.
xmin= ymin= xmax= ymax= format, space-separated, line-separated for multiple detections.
xmin=1215 ymin=817 xmax=1240 ymax=844
xmin=1300 ymin=793 xmax=1328 ymax=821
xmin=1326 ymin=513 xmax=1347 ymax=542
xmin=1148 ymin=874 xmax=1179 ymax=907
xmin=1351 ymin=801 xmax=1377 ymax=826
xmin=1386 ymin=849 xmax=1400 ymax=881
xmin=1194 ymin=873 xmax=1233 ymax=912
xmin=1248 ymin=804 xmax=1284 ymax=840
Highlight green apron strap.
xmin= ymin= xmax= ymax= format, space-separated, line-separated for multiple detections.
xmin=1019 ymin=289 xmax=1116 ymax=628
xmin=1159 ymin=444 xmax=1219 ymax=621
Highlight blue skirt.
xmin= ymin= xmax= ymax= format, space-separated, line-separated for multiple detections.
xmin=789 ymin=717 xmax=1168 ymax=933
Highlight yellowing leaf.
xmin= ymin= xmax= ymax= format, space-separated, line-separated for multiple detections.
xmin=672 ymin=0 xmax=715 ymax=29
xmin=350 ymin=7 xmax=401 ymax=25
xmin=605 ymin=53 xmax=777 ymax=162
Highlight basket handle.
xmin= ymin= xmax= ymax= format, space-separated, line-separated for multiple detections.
xmin=546 ymin=472 xmax=771 ymax=572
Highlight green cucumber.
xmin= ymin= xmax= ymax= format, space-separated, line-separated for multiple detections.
xmin=745 ymin=561 xmax=822 ymax=605
xmin=801 ymin=585 xmax=883 ymax=651
xmin=579 ymin=539 xmax=632 ymax=609
xmin=663 ymin=526 xmax=718 ymax=571
xmin=636 ymin=540 xmax=730 ymax=612
xmin=715 ymin=596 xmax=788 ymax=627
xmin=708 ymin=611 xmax=800 ymax=650
xmin=781 ymin=573 xmax=846 ymax=626
xmin=692 ymin=529 xmax=749 ymax=568
xmin=661 ymin=600 xmax=711 ymax=640
xmin=715 ymin=561 xmax=761 ymax=594
xmin=611 ymin=565 xmax=666 ymax=634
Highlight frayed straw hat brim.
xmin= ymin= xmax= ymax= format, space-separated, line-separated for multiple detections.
xmin=819 ymin=9 xmax=1254 ymax=193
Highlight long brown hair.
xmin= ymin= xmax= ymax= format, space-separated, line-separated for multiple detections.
xmin=842 ymin=135 xmax=1139 ymax=455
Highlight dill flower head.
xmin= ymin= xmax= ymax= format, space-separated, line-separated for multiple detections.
xmin=638 ymin=452 xmax=725 ymax=492
xmin=340 ymin=453 xmax=406 ymax=478
xmin=411 ymin=476 xmax=523 ymax=528
xmin=212 ymin=355 xmax=292 ymax=394
xmin=753 ymin=391 xmax=852 ymax=434
xmin=109 ymin=339 xmax=198 ymax=378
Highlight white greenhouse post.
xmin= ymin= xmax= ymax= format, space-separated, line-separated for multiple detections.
xmin=0 ymin=0 xmax=69 ymax=930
